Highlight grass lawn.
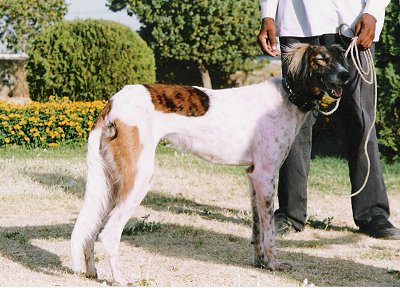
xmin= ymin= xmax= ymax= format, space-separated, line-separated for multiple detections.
xmin=0 ymin=145 xmax=399 ymax=286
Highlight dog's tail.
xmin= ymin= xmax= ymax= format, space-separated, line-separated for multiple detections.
xmin=71 ymin=103 xmax=113 ymax=275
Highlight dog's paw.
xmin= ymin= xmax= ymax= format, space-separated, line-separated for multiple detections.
xmin=268 ymin=260 xmax=292 ymax=271
xmin=85 ymin=265 xmax=98 ymax=279
xmin=253 ymin=256 xmax=292 ymax=271
xmin=112 ymin=278 xmax=128 ymax=286
xmin=85 ymin=270 xmax=98 ymax=279
xmin=252 ymin=250 xmax=267 ymax=268
xmin=110 ymin=272 xmax=130 ymax=286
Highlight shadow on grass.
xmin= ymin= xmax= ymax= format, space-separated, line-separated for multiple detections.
xmin=11 ymin=174 xmax=395 ymax=285
xmin=142 ymin=190 xmax=252 ymax=226
xmin=0 ymin=224 xmax=73 ymax=275
xmin=307 ymin=217 xmax=358 ymax=233
xmin=0 ymin=220 xmax=397 ymax=286
xmin=122 ymin=221 xmax=396 ymax=286
xmin=25 ymin=172 xmax=85 ymax=197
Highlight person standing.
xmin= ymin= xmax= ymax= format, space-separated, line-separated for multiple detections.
xmin=257 ymin=0 xmax=400 ymax=239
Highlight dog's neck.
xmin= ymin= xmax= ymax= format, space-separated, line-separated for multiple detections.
xmin=282 ymin=77 xmax=322 ymax=113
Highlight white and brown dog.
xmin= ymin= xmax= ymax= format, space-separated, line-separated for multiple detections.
xmin=71 ymin=43 xmax=349 ymax=285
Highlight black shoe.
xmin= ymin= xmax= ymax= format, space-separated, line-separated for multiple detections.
xmin=359 ymin=215 xmax=400 ymax=240
xmin=275 ymin=213 xmax=297 ymax=236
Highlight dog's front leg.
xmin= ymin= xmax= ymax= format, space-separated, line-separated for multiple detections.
xmin=248 ymin=167 xmax=292 ymax=271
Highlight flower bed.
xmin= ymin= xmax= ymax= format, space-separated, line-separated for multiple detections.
xmin=0 ymin=97 xmax=106 ymax=147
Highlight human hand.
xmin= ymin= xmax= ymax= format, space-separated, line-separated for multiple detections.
xmin=257 ymin=17 xmax=279 ymax=57
xmin=354 ymin=13 xmax=376 ymax=50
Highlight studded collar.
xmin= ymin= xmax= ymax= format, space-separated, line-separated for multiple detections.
xmin=281 ymin=77 xmax=321 ymax=113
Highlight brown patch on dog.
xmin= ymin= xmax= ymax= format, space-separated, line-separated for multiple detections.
xmin=283 ymin=43 xmax=310 ymax=80
xmin=93 ymin=99 xmax=113 ymax=130
xmin=144 ymin=84 xmax=210 ymax=116
xmin=100 ymin=119 xmax=143 ymax=205
xmin=309 ymin=46 xmax=331 ymax=69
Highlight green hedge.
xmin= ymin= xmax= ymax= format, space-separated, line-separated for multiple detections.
xmin=375 ymin=1 xmax=400 ymax=163
xmin=26 ymin=19 xmax=155 ymax=102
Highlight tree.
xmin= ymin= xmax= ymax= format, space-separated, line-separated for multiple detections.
xmin=0 ymin=0 xmax=67 ymax=99
xmin=0 ymin=0 xmax=67 ymax=52
xmin=107 ymin=0 xmax=260 ymax=88
xmin=375 ymin=1 xmax=400 ymax=162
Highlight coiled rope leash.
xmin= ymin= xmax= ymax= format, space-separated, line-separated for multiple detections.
xmin=340 ymin=25 xmax=377 ymax=198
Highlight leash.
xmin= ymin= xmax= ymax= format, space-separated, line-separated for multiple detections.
xmin=338 ymin=24 xmax=377 ymax=198
xmin=318 ymin=97 xmax=341 ymax=116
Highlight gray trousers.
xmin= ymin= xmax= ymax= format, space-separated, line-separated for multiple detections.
xmin=277 ymin=34 xmax=390 ymax=230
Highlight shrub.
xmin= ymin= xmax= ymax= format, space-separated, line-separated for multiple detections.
xmin=0 ymin=98 xmax=106 ymax=148
xmin=0 ymin=0 xmax=67 ymax=53
xmin=375 ymin=1 xmax=400 ymax=163
xmin=26 ymin=19 xmax=155 ymax=102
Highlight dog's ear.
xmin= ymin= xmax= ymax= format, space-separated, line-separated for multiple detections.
xmin=282 ymin=43 xmax=314 ymax=81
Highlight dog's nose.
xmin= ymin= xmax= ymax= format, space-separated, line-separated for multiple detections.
xmin=338 ymin=71 xmax=350 ymax=83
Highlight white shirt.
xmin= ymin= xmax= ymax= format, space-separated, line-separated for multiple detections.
xmin=260 ymin=0 xmax=390 ymax=41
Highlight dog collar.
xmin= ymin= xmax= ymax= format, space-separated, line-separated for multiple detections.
xmin=282 ymin=77 xmax=319 ymax=112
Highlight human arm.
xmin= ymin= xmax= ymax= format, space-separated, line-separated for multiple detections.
xmin=354 ymin=13 xmax=376 ymax=50
xmin=257 ymin=0 xmax=279 ymax=57
xmin=355 ymin=0 xmax=390 ymax=49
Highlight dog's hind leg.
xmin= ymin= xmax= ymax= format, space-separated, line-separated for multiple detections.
xmin=71 ymin=127 xmax=112 ymax=278
xmin=98 ymin=120 xmax=155 ymax=286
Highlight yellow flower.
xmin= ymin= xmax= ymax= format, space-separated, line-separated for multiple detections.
xmin=4 ymin=138 xmax=10 ymax=144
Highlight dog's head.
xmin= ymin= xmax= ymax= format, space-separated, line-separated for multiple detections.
xmin=283 ymin=43 xmax=349 ymax=102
